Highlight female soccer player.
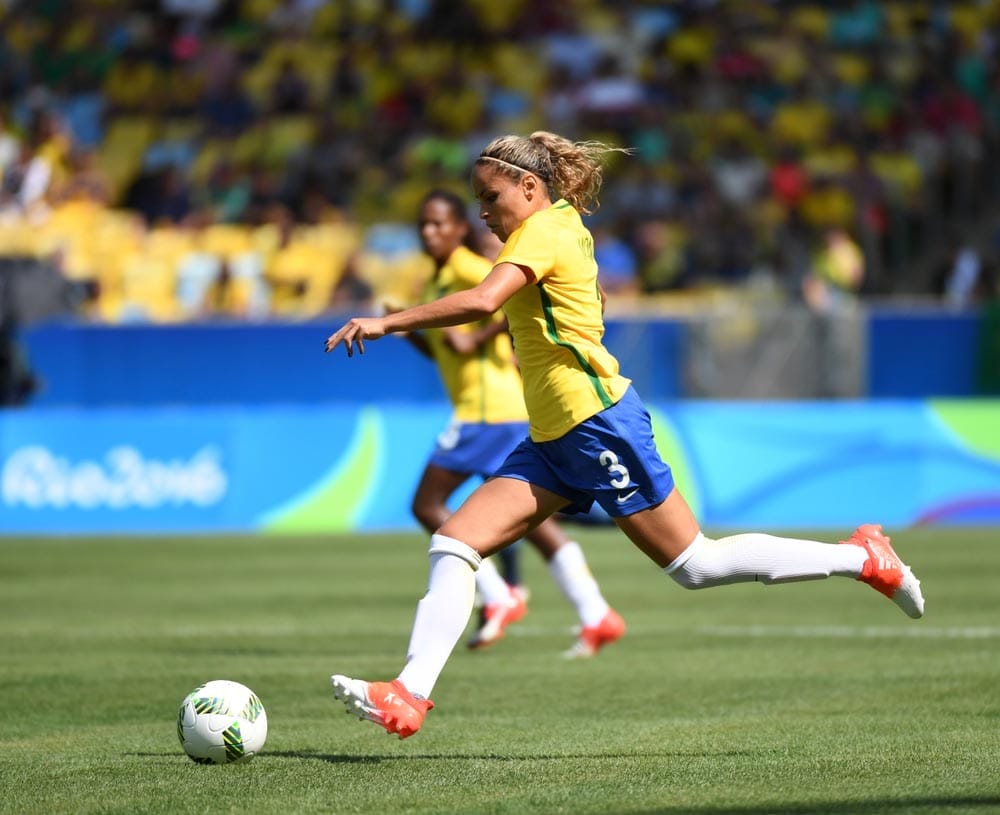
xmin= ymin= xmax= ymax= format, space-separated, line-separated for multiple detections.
xmin=405 ymin=188 xmax=624 ymax=655
xmin=324 ymin=131 xmax=925 ymax=739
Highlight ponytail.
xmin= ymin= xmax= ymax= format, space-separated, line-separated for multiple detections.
xmin=476 ymin=131 xmax=632 ymax=215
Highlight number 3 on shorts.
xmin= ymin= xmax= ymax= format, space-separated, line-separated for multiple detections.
xmin=599 ymin=450 xmax=631 ymax=489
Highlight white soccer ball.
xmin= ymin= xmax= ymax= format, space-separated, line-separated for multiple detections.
xmin=176 ymin=680 xmax=268 ymax=764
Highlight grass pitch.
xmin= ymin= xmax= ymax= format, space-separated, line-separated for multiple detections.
xmin=1 ymin=526 xmax=998 ymax=815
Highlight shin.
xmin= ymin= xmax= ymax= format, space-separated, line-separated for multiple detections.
xmin=397 ymin=534 xmax=481 ymax=698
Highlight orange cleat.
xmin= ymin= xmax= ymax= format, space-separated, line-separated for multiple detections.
xmin=330 ymin=675 xmax=433 ymax=739
xmin=563 ymin=608 xmax=626 ymax=659
xmin=841 ymin=523 xmax=924 ymax=619
xmin=467 ymin=588 xmax=527 ymax=649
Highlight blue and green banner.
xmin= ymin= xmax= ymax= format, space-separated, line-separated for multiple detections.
xmin=1 ymin=401 xmax=998 ymax=534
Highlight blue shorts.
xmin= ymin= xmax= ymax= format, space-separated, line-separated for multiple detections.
xmin=429 ymin=420 xmax=529 ymax=477
xmin=493 ymin=387 xmax=674 ymax=517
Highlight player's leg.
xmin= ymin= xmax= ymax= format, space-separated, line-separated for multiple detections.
xmin=411 ymin=462 xmax=525 ymax=647
xmin=497 ymin=541 xmax=523 ymax=588
xmin=493 ymin=544 xmax=530 ymax=638
xmin=397 ymin=476 xmax=566 ymax=693
xmin=524 ymin=518 xmax=625 ymax=657
xmin=562 ymin=387 xmax=924 ymax=620
xmin=410 ymin=462 xmax=467 ymax=533
xmin=332 ymin=476 xmax=569 ymax=737
xmin=614 ymin=488 xmax=924 ymax=618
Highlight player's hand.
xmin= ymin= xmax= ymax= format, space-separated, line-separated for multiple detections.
xmin=443 ymin=328 xmax=477 ymax=355
xmin=324 ymin=316 xmax=388 ymax=357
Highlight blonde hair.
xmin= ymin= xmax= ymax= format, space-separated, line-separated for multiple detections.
xmin=476 ymin=131 xmax=631 ymax=215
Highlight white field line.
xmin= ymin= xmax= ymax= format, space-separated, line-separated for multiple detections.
xmin=692 ymin=624 xmax=1000 ymax=640
xmin=4 ymin=623 xmax=998 ymax=641
xmin=504 ymin=624 xmax=1000 ymax=641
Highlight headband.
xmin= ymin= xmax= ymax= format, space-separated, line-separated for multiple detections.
xmin=478 ymin=155 xmax=550 ymax=181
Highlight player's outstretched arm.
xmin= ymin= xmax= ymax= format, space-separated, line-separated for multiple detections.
xmin=325 ymin=263 xmax=529 ymax=358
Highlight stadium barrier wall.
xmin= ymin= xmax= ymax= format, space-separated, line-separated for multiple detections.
xmin=17 ymin=308 xmax=982 ymax=406
xmin=17 ymin=319 xmax=685 ymax=405
xmin=2 ymin=400 xmax=998 ymax=535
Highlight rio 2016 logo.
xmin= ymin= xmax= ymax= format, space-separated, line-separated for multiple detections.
xmin=1 ymin=445 xmax=228 ymax=509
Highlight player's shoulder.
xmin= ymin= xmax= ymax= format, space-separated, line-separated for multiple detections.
xmin=539 ymin=200 xmax=586 ymax=241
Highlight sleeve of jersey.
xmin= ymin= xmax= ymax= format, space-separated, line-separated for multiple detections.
xmin=495 ymin=220 xmax=556 ymax=283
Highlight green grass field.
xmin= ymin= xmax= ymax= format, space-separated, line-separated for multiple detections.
xmin=1 ymin=526 xmax=998 ymax=815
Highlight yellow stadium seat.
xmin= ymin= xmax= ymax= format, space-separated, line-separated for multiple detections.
xmin=199 ymin=223 xmax=253 ymax=260
xmin=118 ymin=250 xmax=180 ymax=323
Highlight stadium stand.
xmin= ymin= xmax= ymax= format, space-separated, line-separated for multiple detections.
xmin=0 ymin=0 xmax=996 ymax=329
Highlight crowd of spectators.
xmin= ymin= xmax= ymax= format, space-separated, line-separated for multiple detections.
xmin=0 ymin=0 xmax=999 ymax=325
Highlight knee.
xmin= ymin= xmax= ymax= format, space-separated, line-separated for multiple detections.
xmin=668 ymin=567 xmax=709 ymax=590
xmin=664 ymin=533 xmax=713 ymax=589
xmin=428 ymin=533 xmax=482 ymax=569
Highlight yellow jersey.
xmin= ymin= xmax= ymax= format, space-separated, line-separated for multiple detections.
xmin=422 ymin=245 xmax=529 ymax=423
xmin=496 ymin=200 xmax=631 ymax=441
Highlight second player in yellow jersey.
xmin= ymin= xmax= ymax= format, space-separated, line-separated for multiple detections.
xmin=421 ymin=243 xmax=526 ymax=425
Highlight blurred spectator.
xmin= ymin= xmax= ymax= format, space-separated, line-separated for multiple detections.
xmin=0 ymin=0 xmax=995 ymax=326
xmin=769 ymin=144 xmax=809 ymax=209
xmin=199 ymin=260 xmax=247 ymax=319
xmin=200 ymin=74 xmax=257 ymax=138
xmin=803 ymin=227 xmax=865 ymax=313
xmin=269 ymin=58 xmax=312 ymax=114
xmin=203 ymin=160 xmax=250 ymax=223
xmin=577 ymin=53 xmax=645 ymax=131
xmin=942 ymin=240 xmax=984 ymax=310
xmin=934 ymin=228 xmax=998 ymax=311
xmin=710 ymin=137 xmax=767 ymax=208
xmin=163 ymin=0 xmax=222 ymax=16
xmin=59 ymin=146 xmax=111 ymax=205
xmin=593 ymin=224 xmax=640 ymax=298
xmin=633 ymin=219 xmax=689 ymax=292
xmin=328 ymin=256 xmax=373 ymax=310
xmin=0 ymin=112 xmax=21 ymax=173
xmin=125 ymin=165 xmax=193 ymax=225
xmin=267 ymin=0 xmax=326 ymax=36
xmin=103 ymin=48 xmax=162 ymax=114
xmin=0 ymin=143 xmax=52 ymax=219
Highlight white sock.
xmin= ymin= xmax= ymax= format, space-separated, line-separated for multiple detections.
xmin=666 ymin=532 xmax=867 ymax=589
xmin=475 ymin=556 xmax=515 ymax=607
xmin=397 ymin=534 xmax=481 ymax=698
xmin=547 ymin=541 xmax=610 ymax=627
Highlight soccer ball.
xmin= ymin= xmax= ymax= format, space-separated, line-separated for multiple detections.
xmin=176 ymin=680 xmax=268 ymax=764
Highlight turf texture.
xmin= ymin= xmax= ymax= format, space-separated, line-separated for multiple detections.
xmin=1 ymin=526 xmax=998 ymax=814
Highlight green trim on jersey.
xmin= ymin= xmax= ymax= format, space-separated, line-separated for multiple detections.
xmin=477 ymin=346 xmax=487 ymax=422
xmin=536 ymin=282 xmax=614 ymax=408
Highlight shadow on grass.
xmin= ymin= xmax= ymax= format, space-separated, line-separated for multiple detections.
xmin=130 ymin=752 xmax=383 ymax=767
xmin=618 ymin=798 xmax=1000 ymax=815
xmin=265 ymin=749 xmax=757 ymax=763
